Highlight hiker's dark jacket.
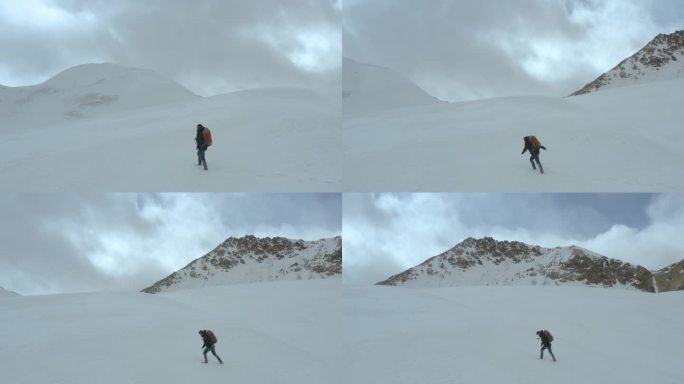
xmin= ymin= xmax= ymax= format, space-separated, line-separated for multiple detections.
xmin=201 ymin=332 xmax=214 ymax=348
xmin=522 ymin=137 xmax=547 ymax=155
xmin=196 ymin=127 xmax=206 ymax=150
xmin=539 ymin=332 xmax=552 ymax=347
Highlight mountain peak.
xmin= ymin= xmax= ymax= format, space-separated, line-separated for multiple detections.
xmin=376 ymin=237 xmax=671 ymax=292
xmin=141 ymin=235 xmax=341 ymax=294
xmin=571 ymin=30 xmax=684 ymax=96
xmin=0 ymin=62 xmax=197 ymax=127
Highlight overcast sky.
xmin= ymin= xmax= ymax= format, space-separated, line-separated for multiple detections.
xmin=343 ymin=193 xmax=684 ymax=285
xmin=343 ymin=0 xmax=684 ymax=101
xmin=0 ymin=193 xmax=341 ymax=295
xmin=0 ymin=0 xmax=341 ymax=96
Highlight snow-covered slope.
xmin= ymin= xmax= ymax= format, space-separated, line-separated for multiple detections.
xmin=0 ymin=75 xmax=340 ymax=191
xmin=0 ymin=280 xmax=341 ymax=384
xmin=0 ymin=286 xmax=20 ymax=298
xmin=342 ymin=57 xmax=441 ymax=115
xmin=142 ymin=235 xmax=342 ymax=293
xmin=344 ymin=284 xmax=683 ymax=384
xmin=343 ymin=77 xmax=683 ymax=191
xmin=571 ymin=30 xmax=684 ymax=96
xmin=0 ymin=63 xmax=198 ymax=128
xmin=376 ymin=237 xmax=674 ymax=292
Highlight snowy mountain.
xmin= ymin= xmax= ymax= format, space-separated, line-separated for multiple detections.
xmin=1 ymin=280 xmax=341 ymax=384
xmin=142 ymin=235 xmax=342 ymax=293
xmin=342 ymin=57 xmax=442 ymax=115
xmin=571 ymin=30 xmax=684 ymax=96
xmin=0 ymin=63 xmax=198 ymax=128
xmin=0 ymin=286 xmax=20 ymax=298
xmin=377 ymin=237 xmax=682 ymax=292
xmin=0 ymin=66 xmax=340 ymax=191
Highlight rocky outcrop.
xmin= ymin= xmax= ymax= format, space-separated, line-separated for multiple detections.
xmin=571 ymin=30 xmax=684 ymax=96
xmin=653 ymin=259 xmax=684 ymax=292
xmin=142 ymin=235 xmax=341 ymax=294
xmin=377 ymin=237 xmax=679 ymax=293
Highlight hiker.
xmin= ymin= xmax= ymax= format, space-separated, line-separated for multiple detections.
xmin=195 ymin=124 xmax=212 ymax=170
xmin=199 ymin=329 xmax=223 ymax=364
xmin=521 ymin=135 xmax=547 ymax=174
xmin=536 ymin=330 xmax=556 ymax=362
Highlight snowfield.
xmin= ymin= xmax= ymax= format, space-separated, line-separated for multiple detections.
xmin=343 ymin=66 xmax=683 ymax=191
xmin=343 ymin=284 xmax=684 ymax=384
xmin=0 ymin=64 xmax=340 ymax=191
xmin=0 ymin=279 xmax=341 ymax=384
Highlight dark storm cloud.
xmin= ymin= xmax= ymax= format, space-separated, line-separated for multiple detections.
xmin=343 ymin=0 xmax=684 ymax=101
xmin=343 ymin=193 xmax=683 ymax=285
xmin=0 ymin=0 xmax=340 ymax=96
xmin=0 ymin=193 xmax=341 ymax=295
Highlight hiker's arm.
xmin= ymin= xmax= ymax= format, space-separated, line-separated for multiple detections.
xmin=541 ymin=145 xmax=547 ymax=150
xmin=522 ymin=146 xmax=528 ymax=155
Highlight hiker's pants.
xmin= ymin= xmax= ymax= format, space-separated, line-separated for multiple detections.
xmin=529 ymin=153 xmax=542 ymax=169
xmin=540 ymin=344 xmax=555 ymax=361
xmin=203 ymin=345 xmax=222 ymax=362
xmin=197 ymin=148 xmax=207 ymax=169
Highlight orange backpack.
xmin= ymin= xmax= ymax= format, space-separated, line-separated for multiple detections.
xmin=203 ymin=128 xmax=213 ymax=146
xmin=529 ymin=135 xmax=541 ymax=147
xmin=543 ymin=330 xmax=553 ymax=342
xmin=206 ymin=330 xmax=217 ymax=344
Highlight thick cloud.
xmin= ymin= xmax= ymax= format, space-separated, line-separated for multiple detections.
xmin=343 ymin=193 xmax=683 ymax=285
xmin=0 ymin=0 xmax=341 ymax=96
xmin=343 ymin=0 xmax=684 ymax=101
xmin=0 ymin=193 xmax=341 ymax=295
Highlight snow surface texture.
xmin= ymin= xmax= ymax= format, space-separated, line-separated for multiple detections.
xmin=143 ymin=236 xmax=342 ymax=293
xmin=0 ymin=280 xmax=342 ymax=384
xmin=343 ymin=59 xmax=683 ymax=191
xmin=343 ymin=285 xmax=684 ymax=384
xmin=0 ymin=64 xmax=340 ymax=191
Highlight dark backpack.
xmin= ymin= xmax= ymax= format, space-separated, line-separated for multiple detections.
xmin=543 ymin=330 xmax=553 ymax=342
xmin=206 ymin=329 xmax=217 ymax=344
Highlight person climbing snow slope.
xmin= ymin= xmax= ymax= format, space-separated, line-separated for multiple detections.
xmin=522 ymin=135 xmax=547 ymax=174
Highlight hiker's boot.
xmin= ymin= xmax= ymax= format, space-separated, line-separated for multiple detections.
xmin=539 ymin=165 xmax=544 ymax=174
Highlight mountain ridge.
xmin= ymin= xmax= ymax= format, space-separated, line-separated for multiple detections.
xmin=377 ymin=236 xmax=683 ymax=293
xmin=141 ymin=235 xmax=342 ymax=294
xmin=571 ymin=30 xmax=684 ymax=96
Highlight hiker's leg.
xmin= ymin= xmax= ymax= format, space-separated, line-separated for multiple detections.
xmin=534 ymin=155 xmax=542 ymax=168
xmin=199 ymin=149 xmax=207 ymax=169
xmin=548 ymin=345 xmax=556 ymax=361
xmin=540 ymin=346 xmax=545 ymax=359
xmin=200 ymin=148 xmax=208 ymax=170
xmin=203 ymin=346 xmax=210 ymax=362
xmin=211 ymin=346 xmax=223 ymax=363
xmin=529 ymin=155 xmax=536 ymax=169
xmin=197 ymin=150 xmax=202 ymax=165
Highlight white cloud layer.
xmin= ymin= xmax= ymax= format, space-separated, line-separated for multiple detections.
xmin=0 ymin=0 xmax=341 ymax=96
xmin=343 ymin=0 xmax=684 ymax=101
xmin=0 ymin=193 xmax=341 ymax=295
